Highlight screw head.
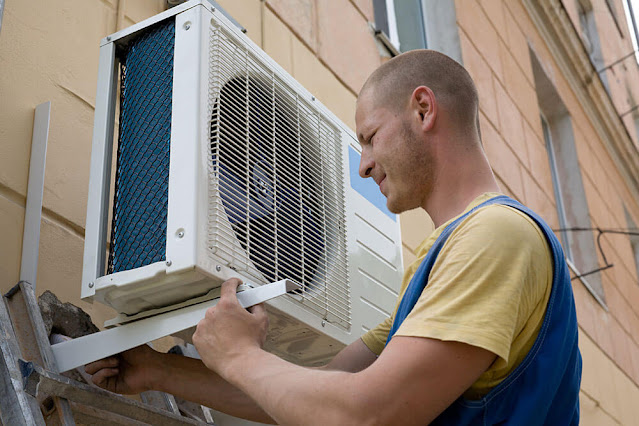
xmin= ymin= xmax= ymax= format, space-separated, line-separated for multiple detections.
xmin=216 ymin=265 xmax=222 ymax=272
xmin=178 ymin=231 xmax=185 ymax=238
xmin=311 ymin=96 xmax=316 ymax=101
xmin=166 ymin=260 xmax=172 ymax=267
xmin=321 ymin=320 xmax=326 ymax=327
xmin=106 ymin=36 xmax=111 ymax=41
xmin=88 ymin=282 xmax=94 ymax=288
xmin=184 ymin=22 xmax=191 ymax=30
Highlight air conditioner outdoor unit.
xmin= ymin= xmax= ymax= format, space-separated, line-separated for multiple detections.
xmin=82 ymin=0 xmax=403 ymax=367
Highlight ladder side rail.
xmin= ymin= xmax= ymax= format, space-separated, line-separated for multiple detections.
xmin=22 ymin=361 xmax=201 ymax=426
xmin=0 ymin=297 xmax=46 ymax=426
xmin=4 ymin=282 xmax=76 ymax=424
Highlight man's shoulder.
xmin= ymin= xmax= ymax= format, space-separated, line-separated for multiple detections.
xmin=437 ymin=203 xmax=551 ymax=265
xmin=458 ymin=203 xmax=547 ymax=244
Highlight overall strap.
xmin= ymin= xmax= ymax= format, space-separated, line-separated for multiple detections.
xmin=387 ymin=195 xmax=514 ymax=342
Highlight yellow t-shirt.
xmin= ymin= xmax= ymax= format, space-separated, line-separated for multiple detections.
xmin=361 ymin=193 xmax=553 ymax=398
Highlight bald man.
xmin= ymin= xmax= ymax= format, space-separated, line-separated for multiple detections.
xmin=86 ymin=50 xmax=581 ymax=425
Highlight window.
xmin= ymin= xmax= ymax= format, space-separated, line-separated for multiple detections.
xmin=531 ymin=49 xmax=606 ymax=303
xmin=626 ymin=87 xmax=639 ymax=143
xmin=577 ymin=0 xmax=610 ymax=92
xmin=373 ymin=0 xmax=426 ymax=54
xmin=541 ymin=114 xmax=573 ymax=262
xmin=621 ymin=0 xmax=639 ymax=65
xmin=605 ymin=0 xmax=625 ymax=37
xmin=372 ymin=0 xmax=462 ymax=63
xmin=624 ymin=208 xmax=639 ymax=283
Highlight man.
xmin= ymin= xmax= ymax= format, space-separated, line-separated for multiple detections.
xmin=87 ymin=50 xmax=581 ymax=425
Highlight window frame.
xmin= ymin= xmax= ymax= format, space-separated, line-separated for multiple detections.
xmin=541 ymin=113 xmax=574 ymax=262
xmin=373 ymin=0 xmax=428 ymax=54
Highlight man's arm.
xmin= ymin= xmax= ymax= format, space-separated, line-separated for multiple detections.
xmin=194 ymin=279 xmax=497 ymax=425
xmin=85 ymin=332 xmax=378 ymax=423
xmin=322 ymin=338 xmax=377 ymax=372
xmin=85 ymin=344 xmax=275 ymax=423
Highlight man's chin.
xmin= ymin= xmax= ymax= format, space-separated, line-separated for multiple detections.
xmin=386 ymin=200 xmax=404 ymax=215
xmin=386 ymin=197 xmax=419 ymax=215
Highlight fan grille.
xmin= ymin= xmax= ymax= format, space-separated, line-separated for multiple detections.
xmin=207 ymin=23 xmax=350 ymax=329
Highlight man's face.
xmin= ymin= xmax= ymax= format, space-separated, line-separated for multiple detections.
xmin=355 ymin=91 xmax=432 ymax=214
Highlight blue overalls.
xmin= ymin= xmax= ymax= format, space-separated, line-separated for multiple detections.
xmin=387 ymin=195 xmax=582 ymax=425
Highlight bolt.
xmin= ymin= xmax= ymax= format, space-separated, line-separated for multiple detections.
xmin=166 ymin=260 xmax=172 ymax=267
xmin=321 ymin=320 xmax=326 ymax=327
xmin=212 ymin=6 xmax=216 ymax=12
xmin=178 ymin=231 xmax=184 ymax=238
xmin=241 ymin=28 xmax=247 ymax=33
xmin=216 ymin=265 xmax=222 ymax=272
xmin=184 ymin=22 xmax=191 ymax=30
xmin=311 ymin=96 xmax=316 ymax=101
xmin=88 ymin=282 xmax=94 ymax=288
xmin=106 ymin=36 xmax=111 ymax=41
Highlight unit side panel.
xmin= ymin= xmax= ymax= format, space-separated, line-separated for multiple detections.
xmin=166 ymin=7 xmax=202 ymax=273
xmin=344 ymin=139 xmax=403 ymax=339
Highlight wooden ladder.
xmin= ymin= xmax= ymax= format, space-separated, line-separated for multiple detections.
xmin=0 ymin=281 xmax=210 ymax=425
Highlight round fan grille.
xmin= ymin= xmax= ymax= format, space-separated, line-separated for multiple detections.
xmin=210 ymin=76 xmax=325 ymax=290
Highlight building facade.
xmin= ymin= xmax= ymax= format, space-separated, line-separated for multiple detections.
xmin=1 ymin=0 xmax=638 ymax=423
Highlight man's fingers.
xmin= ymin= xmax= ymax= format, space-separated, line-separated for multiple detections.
xmin=85 ymin=357 xmax=119 ymax=375
xmin=220 ymin=278 xmax=243 ymax=302
xmin=248 ymin=303 xmax=267 ymax=318
xmin=91 ymin=367 xmax=119 ymax=387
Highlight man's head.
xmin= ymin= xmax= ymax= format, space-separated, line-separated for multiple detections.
xmin=355 ymin=50 xmax=481 ymax=214
xmin=358 ymin=49 xmax=479 ymax=134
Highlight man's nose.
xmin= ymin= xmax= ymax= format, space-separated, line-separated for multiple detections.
xmin=359 ymin=149 xmax=374 ymax=178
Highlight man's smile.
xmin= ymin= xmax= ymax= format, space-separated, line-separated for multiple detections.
xmin=378 ymin=175 xmax=387 ymax=194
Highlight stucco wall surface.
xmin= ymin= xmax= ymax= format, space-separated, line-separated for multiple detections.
xmin=1 ymin=0 xmax=638 ymax=423
xmin=455 ymin=0 xmax=639 ymax=423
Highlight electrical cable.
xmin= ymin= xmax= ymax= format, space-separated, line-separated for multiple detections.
xmin=553 ymin=227 xmax=639 ymax=281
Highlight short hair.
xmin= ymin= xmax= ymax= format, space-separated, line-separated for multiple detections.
xmin=360 ymin=50 xmax=479 ymax=131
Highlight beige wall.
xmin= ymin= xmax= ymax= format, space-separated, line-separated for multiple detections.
xmin=1 ymin=0 xmax=638 ymax=423
xmin=454 ymin=0 xmax=639 ymax=423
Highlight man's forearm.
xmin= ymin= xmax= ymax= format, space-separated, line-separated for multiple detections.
xmin=154 ymin=352 xmax=275 ymax=424
xmin=223 ymin=349 xmax=369 ymax=426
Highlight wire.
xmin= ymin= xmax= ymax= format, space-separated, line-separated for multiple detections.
xmin=553 ymin=227 xmax=639 ymax=281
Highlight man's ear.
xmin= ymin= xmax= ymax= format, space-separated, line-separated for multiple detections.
xmin=411 ymin=86 xmax=437 ymax=132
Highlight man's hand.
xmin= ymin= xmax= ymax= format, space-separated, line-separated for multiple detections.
xmin=192 ymin=278 xmax=269 ymax=378
xmin=84 ymin=344 xmax=161 ymax=394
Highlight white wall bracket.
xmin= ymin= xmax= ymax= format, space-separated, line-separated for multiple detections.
xmin=52 ymin=280 xmax=298 ymax=372
xmin=20 ymin=101 xmax=51 ymax=290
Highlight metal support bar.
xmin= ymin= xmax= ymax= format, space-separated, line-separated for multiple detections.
xmin=620 ymin=103 xmax=639 ymax=117
xmin=4 ymin=281 xmax=76 ymax=424
xmin=21 ymin=361 xmax=200 ymax=426
xmin=596 ymin=49 xmax=639 ymax=73
xmin=20 ymin=102 xmax=51 ymax=290
xmin=53 ymin=279 xmax=299 ymax=372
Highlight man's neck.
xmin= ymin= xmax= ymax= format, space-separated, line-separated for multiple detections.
xmin=423 ymin=152 xmax=500 ymax=228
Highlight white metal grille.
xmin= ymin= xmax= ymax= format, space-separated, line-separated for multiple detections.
xmin=207 ymin=22 xmax=350 ymax=329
